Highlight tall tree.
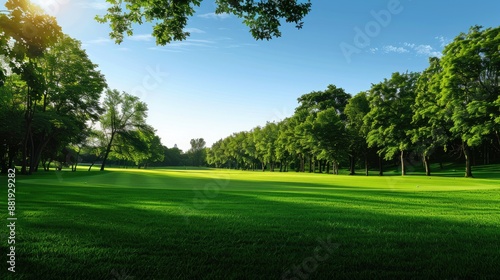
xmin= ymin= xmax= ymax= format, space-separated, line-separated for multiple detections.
xmin=96 ymin=0 xmax=312 ymax=45
xmin=439 ymin=26 xmax=500 ymax=177
xmin=0 ymin=0 xmax=62 ymax=174
xmin=188 ymin=138 xmax=206 ymax=166
xmin=27 ymin=35 xmax=107 ymax=172
xmin=162 ymin=145 xmax=186 ymax=167
xmin=295 ymin=84 xmax=351 ymax=173
xmin=365 ymin=72 xmax=420 ymax=176
xmin=308 ymin=107 xmax=348 ymax=174
xmin=0 ymin=75 xmax=24 ymax=172
xmin=345 ymin=91 xmax=371 ymax=175
xmin=409 ymin=57 xmax=450 ymax=176
xmin=111 ymin=125 xmax=164 ymax=168
xmin=100 ymin=89 xmax=148 ymax=171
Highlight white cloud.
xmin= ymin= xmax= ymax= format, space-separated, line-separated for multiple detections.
xmin=414 ymin=44 xmax=441 ymax=57
xmin=147 ymin=39 xmax=216 ymax=52
xmin=198 ymin=12 xmax=230 ymax=19
xmin=372 ymin=43 xmax=443 ymax=57
xmin=185 ymin=28 xmax=205 ymax=34
xmin=184 ymin=39 xmax=214 ymax=44
xmin=128 ymin=34 xmax=154 ymax=42
xmin=168 ymin=41 xmax=215 ymax=48
xmin=148 ymin=47 xmax=182 ymax=53
xmin=383 ymin=45 xmax=409 ymax=54
xmin=77 ymin=1 xmax=110 ymax=10
xmin=85 ymin=37 xmax=113 ymax=45
xmin=403 ymin=42 xmax=415 ymax=48
xmin=435 ymin=36 xmax=450 ymax=47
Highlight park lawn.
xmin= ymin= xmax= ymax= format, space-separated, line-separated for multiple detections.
xmin=1 ymin=166 xmax=500 ymax=279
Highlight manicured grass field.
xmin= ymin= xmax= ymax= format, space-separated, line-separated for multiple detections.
xmin=1 ymin=166 xmax=500 ymax=279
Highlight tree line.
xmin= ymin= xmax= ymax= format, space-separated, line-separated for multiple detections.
xmin=206 ymin=25 xmax=500 ymax=178
xmin=0 ymin=0 xmax=170 ymax=173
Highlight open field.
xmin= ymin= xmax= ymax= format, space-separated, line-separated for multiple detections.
xmin=1 ymin=166 xmax=500 ymax=279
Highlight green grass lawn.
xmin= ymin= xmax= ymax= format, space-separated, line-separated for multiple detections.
xmin=1 ymin=166 xmax=500 ymax=279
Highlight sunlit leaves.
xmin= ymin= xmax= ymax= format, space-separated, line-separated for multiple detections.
xmin=97 ymin=0 xmax=311 ymax=45
xmin=365 ymin=72 xmax=420 ymax=160
xmin=440 ymin=25 xmax=500 ymax=147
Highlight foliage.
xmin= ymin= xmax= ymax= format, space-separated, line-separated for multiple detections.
xmin=96 ymin=0 xmax=312 ymax=45
xmin=438 ymin=25 xmax=500 ymax=177
xmin=99 ymin=89 xmax=149 ymax=171
xmin=187 ymin=138 xmax=207 ymax=166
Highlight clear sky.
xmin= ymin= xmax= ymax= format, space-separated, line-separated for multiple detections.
xmin=4 ymin=0 xmax=500 ymax=151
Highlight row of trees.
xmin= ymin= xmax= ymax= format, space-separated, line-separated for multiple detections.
xmin=207 ymin=26 xmax=500 ymax=177
xmin=0 ymin=0 xmax=166 ymax=173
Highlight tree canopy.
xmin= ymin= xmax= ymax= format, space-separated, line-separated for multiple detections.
xmin=96 ymin=0 xmax=312 ymax=45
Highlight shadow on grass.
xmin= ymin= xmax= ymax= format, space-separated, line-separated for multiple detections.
xmin=2 ymin=173 xmax=500 ymax=280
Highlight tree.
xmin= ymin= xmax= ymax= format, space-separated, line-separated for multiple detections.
xmin=81 ymin=130 xmax=107 ymax=171
xmin=26 ymin=35 xmax=107 ymax=173
xmin=439 ymin=26 xmax=500 ymax=177
xmin=409 ymin=57 xmax=450 ymax=176
xmin=365 ymin=72 xmax=420 ymax=176
xmin=110 ymin=125 xmax=164 ymax=168
xmin=188 ymin=138 xmax=206 ymax=166
xmin=0 ymin=75 xmax=24 ymax=172
xmin=0 ymin=0 xmax=62 ymax=174
xmin=308 ymin=107 xmax=348 ymax=174
xmin=100 ymin=89 xmax=148 ymax=171
xmin=296 ymin=84 xmax=351 ymax=117
xmin=96 ymin=0 xmax=312 ymax=45
xmin=294 ymin=84 xmax=351 ymax=174
xmin=260 ymin=122 xmax=279 ymax=171
xmin=206 ymin=139 xmax=224 ymax=168
xmin=162 ymin=145 xmax=186 ymax=166
xmin=345 ymin=91 xmax=371 ymax=175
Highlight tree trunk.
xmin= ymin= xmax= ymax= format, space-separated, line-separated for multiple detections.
xmin=365 ymin=156 xmax=369 ymax=176
xmin=349 ymin=154 xmax=355 ymax=175
xmin=423 ymin=153 xmax=431 ymax=176
xmin=100 ymin=132 xmax=116 ymax=171
xmin=30 ymin=135 xmax=51 ymax=174
xmin=300 ymin=155 xmax=305 ymax=172
xmin=21 ymin=97 xmax=34 ymax=175
xmin=41 ymin=158 xmax=47 ymax=171
xmin=73 ymin=150 xmax=81 ymax=171
xmin=463 ymin=143 xmax=473 ymax=178
xmin=326 ymin=161 xmax=330 ymax=174
xmin=8 ymin=148 xmax=17 ymax=170
xmin=378 ymin=156 xmax=383 ymax=176
xmin=21 ymin=128 xmax=30 ymax=174
xmin=400 ymin=150 xmax=406 ymax=176
xmin=308 ymin=156 xmax=312 ymax=173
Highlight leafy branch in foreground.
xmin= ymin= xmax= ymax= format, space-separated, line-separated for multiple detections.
xmin=95 ymin=0 xmax=312 ymax=45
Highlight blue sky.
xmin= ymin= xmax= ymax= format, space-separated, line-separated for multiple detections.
xmin=5 ymin=0 xmax=500 ymax=151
